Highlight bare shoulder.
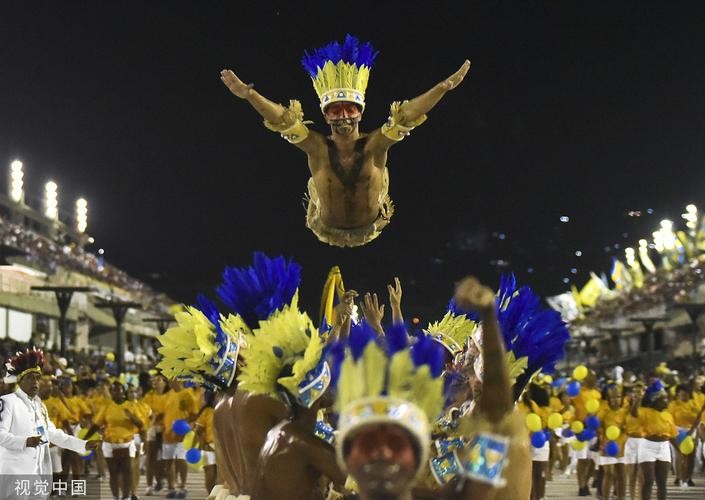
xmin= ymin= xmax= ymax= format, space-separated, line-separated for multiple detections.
xmin=364 ymin=128 xmax=396 ymax=154
xmin=293 ymin=129 xmax=328 ymax=157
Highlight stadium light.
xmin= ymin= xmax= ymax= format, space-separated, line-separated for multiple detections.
xmin=45 ymin=181 xmax=58 ymax=220
xmin=10 ymin=160 xmax=24 ymax=203
xmin=76 ymin=198 xmax=88 ymax=233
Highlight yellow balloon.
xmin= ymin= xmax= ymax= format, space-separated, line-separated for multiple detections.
xmin=525 ymin=413 xmax=543 ymax=432
xmin=606 ymin=425 xmax=621 ymax=441
xmin=679 ymin=436 xmax=695 ymax=455
xmin=76 ymin=427 xmax=100 ymax=457
xmin=547 ymin=413 xmax=564 ymax=430
xmin=181 ymin=430 xmax=204 ymax=469
xmin=105 ymin=352 xmax=115 ymax=361
xmin=573 ymin=365 xmax=588 ymax=381
xmin=585 ymin=398 xmax=600 ymax=414
xmin=543 ymin=375 xmax=554 ymax=385
xmin=571 ymin=421 xmax=584 ymax=434
xmin=572 ymin=440 xmax=587 ymax=450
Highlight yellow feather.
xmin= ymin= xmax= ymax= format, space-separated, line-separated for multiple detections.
xmin=362 ymin=342 xmax=386 ymax=399
xmin=387 ymin=351 xmax=414 ymax=399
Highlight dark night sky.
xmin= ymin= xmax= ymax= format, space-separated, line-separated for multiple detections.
xmin=2 ymin=1 xmax=705 ymax=320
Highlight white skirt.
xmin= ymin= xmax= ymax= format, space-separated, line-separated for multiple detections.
xmin=637 ymin=439 xmax=671 ymax=464
xmin=623 ymin=437 xmax=643 ymax=464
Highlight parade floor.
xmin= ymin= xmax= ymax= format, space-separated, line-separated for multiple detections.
xmin=87 ymin=468 xmax=705 ymax=499
xmin=545 ymin=470 xmax=705 ymax=499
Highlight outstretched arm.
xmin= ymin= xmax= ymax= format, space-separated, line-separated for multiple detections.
xmin=397 ymin=60 xmax=471 ymax=125
xmin=221 ymin=69 xmax=287 ymax=123
xmin=368 ymin=60 xmax=470 ymax=152
xmin=220 ymin=69 xmax=323 ymax=152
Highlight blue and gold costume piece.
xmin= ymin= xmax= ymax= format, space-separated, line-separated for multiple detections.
xmin=301 ymin=34 xmax=378 ymax=112
xmin=156 ymin=252 xmax=303 ymax=391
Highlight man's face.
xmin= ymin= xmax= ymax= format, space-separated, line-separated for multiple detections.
xmin=19 ymin=371 xmax=41 ymax=398
xmin=345 ymin=424 xmax=418 ymax=496
xmin=324 ymin=102 xmax=362 ymax=136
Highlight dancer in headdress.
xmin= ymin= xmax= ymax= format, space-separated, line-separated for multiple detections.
xmin=221 ymin=34 xmax=470 ymax=247
xmin=423 ymin=274 xmax=571 ymax=500
xmin=331 ymin=276 xmax=516 ymax=499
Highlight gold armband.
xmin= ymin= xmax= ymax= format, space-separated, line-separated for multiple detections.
xmin=381 ymin=100 xmax=428 ymax=141
xmin=263 ymin=99 xmax=310 ymax=144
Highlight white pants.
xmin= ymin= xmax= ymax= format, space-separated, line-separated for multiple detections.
xmin=50 ymin=445 xmax=62 ymax=473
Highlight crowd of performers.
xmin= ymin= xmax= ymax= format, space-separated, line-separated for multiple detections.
xmin=2 ymin=252 xmax=705 ymax=500
xmin=518 ymin=366 xmax=705 ymax=500
xmin=0 ymin=353 xmax=215 ymax=500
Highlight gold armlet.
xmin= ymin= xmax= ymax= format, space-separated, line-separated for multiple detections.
xmin=381 ymin=100 xmax=428 ymax=141
xmin=264 ymin=99 xmax=310 ymax=144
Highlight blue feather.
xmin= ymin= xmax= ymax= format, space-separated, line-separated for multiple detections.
xmin=447 ymin=297 xmax=480 ymax=322
xmin=410 ymin=334 xmax=445 ymax=378
xmin=216 ymin=252 xmax=301 ymax=329
xmin=301 ymin=34 xmax=379 ymax=77
xmin=494 ymin=274 xmax=570 ymax=396
xmin=385 ymin=323 xmax=410 ymax=355
xmin=348 ymin=320 xmax=380 ymax=361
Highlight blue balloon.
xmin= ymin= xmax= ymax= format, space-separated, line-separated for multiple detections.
xmin=80 ymin=451 xmax=94 ymax=460
xmin=585 ymin=415 xmax=600 ymax=431
xmin=185 ymin=448 xmax=202 ymax=464
xmin=605 ymin=440 xmax=619 ymax=457
xmin=566 ymin=381 xmax=581 ymax=397
xmin=531 ymin=431 xmax=547 ymax=448
xmin=552 ymin=377 xmax=566 ymax=388
xmin=171 ymin=419 xmax=191 ymax=436
xmin=562 ymin=428 xmax=574 ymax=438
xmin=577 ymin=429 xmax=596 ymax=442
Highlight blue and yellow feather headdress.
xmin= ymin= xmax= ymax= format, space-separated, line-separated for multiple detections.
xmin=236 ymin=294 xmax=331 ymax=409
xmin=301 ymin=34 xmax=378 ymax=112
xmin=157 ymin=252 xmax=303 ymax=390
xmin=331 ymin=322 xmax=446 ymax=474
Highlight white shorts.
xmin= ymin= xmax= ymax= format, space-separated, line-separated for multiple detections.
xmin=50 ymin=446 xmax=62 ymax=473
xmin=599 ymin=455 xmax=626 ymax=466
xmin=638 ymin=439 xmax=671 ymax=463
xmin=573 ymin=437 xmax=596 ymax=460
xmin=146 ymin=426 xmax=157 ymax=441
xmin=102 ymin=440 xmax=136 ymax=458
xmin=531 ymin=441 xmax=550 ymax=462
xmin=161 ymin=441 xmax=186 ymax=460
xmin=203 ymin=450 xmax=217 ymax=466
xmin=623 ymin=437 xmax=643 ymax=464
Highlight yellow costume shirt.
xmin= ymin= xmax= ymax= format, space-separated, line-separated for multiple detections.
xmin=597 ymin=405 xmax=628 ymax=455
xmin=93 ymin=400 xmax=143 ymax=443
xmin=667 ymin=399 xmax=700 ymax=428
xmin=195 ymin=407 xmax=215 ymax=446
xmin=162 ymin=389 xmax=198 ymax=443
xmin=638 ymin=407 xmax=677 ymax=439
xmin=43 ymin=396 xmax=73 ymax=430
xmin=573 ymin=388 xmax=602 ymax=422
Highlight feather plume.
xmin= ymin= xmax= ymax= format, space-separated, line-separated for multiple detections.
xmin=216 ymin=252 xmax=301 ymax=329
xmin=301 ymin=34 xmax=379 ymax=76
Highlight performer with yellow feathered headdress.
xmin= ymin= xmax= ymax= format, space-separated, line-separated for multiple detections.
xmin=329 ymin=276 xmax=516 ymax=499
xmin=221 ymin=34 xmax=470 ymax=247
xmin=420 ymin=274 xmax=570 ymax=499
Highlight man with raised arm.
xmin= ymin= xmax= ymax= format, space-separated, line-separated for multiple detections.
xmin=221 ymin=34 xmax=470 ymax=247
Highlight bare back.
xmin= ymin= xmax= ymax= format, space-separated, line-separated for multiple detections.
xmin=251 ymin=420 xmax=336 ymax=500
xmin=213 ymin=390 xmax=289 ymax=495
